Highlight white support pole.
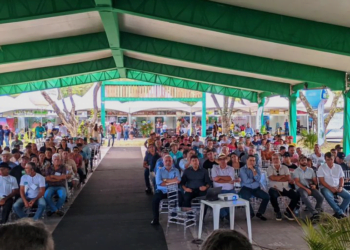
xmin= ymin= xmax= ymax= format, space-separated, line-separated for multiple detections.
xmin=190 ymin=106 xmax=193 ymax=136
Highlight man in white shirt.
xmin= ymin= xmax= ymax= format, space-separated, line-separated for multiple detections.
xmin=13 ymin=162 xmax=46 ymax=221
xmin=317 ymin=152 xmax=350 ymax=219
xmin=211 ymin=153 xmax=240 ymax=220
xmin=58 ymin=124 xmax=68 ymax=137
xmin=46 ymin=121 xmax=54 ymax=135
xmin=310 ymin=144 xmax=325 ymax=168
xmin=0 ymin=162 xmax=19 ymax=224
xmin=267 ymin=153 xmax=300 ymax=221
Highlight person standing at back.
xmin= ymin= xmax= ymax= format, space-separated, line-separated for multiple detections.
xmin=0 ymin=125 xmax=4 ymax=147
xmin=123 ymin=122 xmax=130 ymax=141
xmin=284 ymin=119 xmax=289 ymax=136
xmin=108 ymin=122 xmax=116 ymax=147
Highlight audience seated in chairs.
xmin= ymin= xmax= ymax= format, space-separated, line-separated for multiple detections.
xmin=212 ymin=153 xmax=241 ymax=221
xmin=0 ymin=162 xmax=19 ymax=224
xmin=181 ymin=155 xmax=210 ymax=208
xmin=10 ymin=155 xmax=34 ymax=187
xmin=151 ymin=155 xmax=181 ymax=225
xmin=239 ymin=155 xmax=270 ymax=221
xmin=44 ymin=153 xmax=67 ymax=217
xmin=267 ymin=153 xmax=300 ymax=221
xmin=317 ymin=152 xmax=350 ymax=219
xmin=293 ymin=155 xmax=323 ymax=222
xmin=13 ymin=162 xmax=46 ymax=221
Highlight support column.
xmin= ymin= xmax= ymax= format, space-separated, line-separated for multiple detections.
xmin=258 ymin=97 xmax=266 ymax=132
xmin=101 ymin=83 xmax=106 ymax=131
xmin=201 ymin=92 xmax=207 ymax=138
xmin=343 ymin=91 xmax=350 ymax=155
xmin=289 ymin=91 xmax=299 ymax=143
xmin=190 ymin=106 xmax=192 ymax=136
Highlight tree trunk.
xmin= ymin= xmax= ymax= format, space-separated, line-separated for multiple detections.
xmin=324 ymin=91 xmax=342 ymax=130
xmin=91 ymin=82 xmax=102 ymax=125
xmin=299 ymin=91 xmax=318 ymax=131
xmin=41 ymin=91 xmax=77 ymax=136
xmin=210 ymin=94 xmax=232 ymax=134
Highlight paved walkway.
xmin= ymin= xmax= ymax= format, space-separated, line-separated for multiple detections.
xmin=52 ymin=147 xmax=168 ymax=250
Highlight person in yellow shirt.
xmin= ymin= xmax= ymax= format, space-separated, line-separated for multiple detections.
xmin=108 ymin=122 xmax=116 ymax=147
xmin=230 ymin=122 xmax=234 ymax=134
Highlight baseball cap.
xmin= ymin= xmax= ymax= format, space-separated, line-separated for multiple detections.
xmin=335 ymin=144 xmax=343 ymax=149
xmin=283 ymin=152 xmax=291 ymax=157
xmin=0 ymin=162 xmax=10 ymax=169
xmin=337 ymin=152 xmax=345 ymax=160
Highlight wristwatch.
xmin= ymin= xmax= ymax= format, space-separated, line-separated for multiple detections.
xmin=163 ymin=178 xmax=167 ymax=182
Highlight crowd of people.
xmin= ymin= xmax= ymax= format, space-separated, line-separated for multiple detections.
xmin=143 ymin=131 xmax=350 ymax=226
xmin=0 ymin=134 xmax=100 ymax=225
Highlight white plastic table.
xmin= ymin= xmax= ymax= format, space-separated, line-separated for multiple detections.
xmin=197 ymin=197 xmax=252 ymax=243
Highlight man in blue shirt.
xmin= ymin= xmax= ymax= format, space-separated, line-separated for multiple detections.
xmin=151 ymin=155 xmax=180 ymax=225
xmin=144 ymin=145 xmax=159 ymax=194
xmin=239 ymin=155 xmax=270 ymax=220
xmin=284 ymin=119 xmax=289 ymax=136
xmin=245 ymin=123 xmax=254 ymax=137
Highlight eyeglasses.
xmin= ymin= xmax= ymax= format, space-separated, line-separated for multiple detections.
xmin=276 ymin=170 xmax=280 ymax=176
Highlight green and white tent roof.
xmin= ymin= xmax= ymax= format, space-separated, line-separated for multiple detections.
xmin=0 ymin=0 xmax=348 ymax=102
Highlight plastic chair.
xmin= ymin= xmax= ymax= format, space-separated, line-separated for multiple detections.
xmin=159 ymin=183 xmax=179 ymax=215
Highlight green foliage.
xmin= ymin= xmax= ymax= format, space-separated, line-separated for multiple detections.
xmin=59 ymin=83 xmax=94 ymax=98
xmin=140 ymin=122 xmax=153 ymax=136
xmin=78 ymin=121 xmax=88 ymax=137
xmin=90 ymin=109 xmax=101 ymax=119
xmin=303 ymin=213 xmax=350 ymax=250
xmin=298 ymin=129 xmax=318 ymax=150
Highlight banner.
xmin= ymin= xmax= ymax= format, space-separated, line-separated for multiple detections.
xmin=317 ymin=99 xmax=327 ymax=146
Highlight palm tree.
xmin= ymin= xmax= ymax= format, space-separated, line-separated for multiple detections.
xmin=303 ymin=214 xmax=350 ymax=250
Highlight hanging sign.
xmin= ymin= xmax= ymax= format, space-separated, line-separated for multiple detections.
xmin=269 ymin=110 xmax=280 ymax=115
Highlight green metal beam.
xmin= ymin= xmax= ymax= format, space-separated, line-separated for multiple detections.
xmin=126 ymin=70 xmax=258 ymax=102
xmin=0 ymin=32 xmax=109 ymax=65
xmin=0 ymin=0 xmax=97 ymax=24
xmin=0 ymin=70 xmax=120 ymax=96
xmin=115 ymin=0 xmax=350 ymax=58
xmin=95 ymin=0 xmax=126 ymax=77
xmin=0 ymin=57 xmax=116 ymax=86
xmin=103 ymin=97 xmax=201 ymax=102
xmin=104 ymin=81 xmax=155 ymax=86
xmin=120 ymin=32 xmax=344 ymax=89
xmin=124 ymin=56 xmax=290 ymax=95
xmin=292 ymin=82 xmax=328 ymax=92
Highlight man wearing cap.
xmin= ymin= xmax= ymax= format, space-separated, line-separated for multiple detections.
xmin=13 ymin=162 xmax=46 ymax=221
xmin=318 ymin=152 xmax=350 ymax=219
xmin=239 ymin=155 xmax=270 ymax=221
xmin=1 ymin=151 xmax=17 ymax=169
xmin=234 ymin=143 xmax=248 ymax=162
xmin=335 ymin=144 xmax=343 ymax=152
xmin=212 ymin=153 xmax=240 ymax=220
xmin=181 ymin=155 xmax=210 ymax=208
xmin=293 ymin=155 xmax=323 ymax=222
xmin=10 ymin=134 xmax=23 ymax=150
xmin=0 ymin=162 xmax=19 ymax=224
xmin=336 ymin=152 xmax=350 ymax=171
xmin=282 ymin=152 xmax=298 ymax=170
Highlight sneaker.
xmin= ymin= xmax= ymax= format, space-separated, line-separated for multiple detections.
xmin=275 ymin=211 xmax=282 ymax=221
xmin=145 ymin=188 xmax=152 ymax=194
xmin=284 ymin=211 xmax=295 ymax=221
xmin=46 ymin=211 xmax=54 ymax=217
xmin=256 ymin=213 xmax=267 ymax=221
xmin=310 ymin=213 xmax=320 ymax=223
xmin=56 ymin=210 xmax=65 ymax=217
xmin=151 ymin=220 xmax=159 ymax=225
